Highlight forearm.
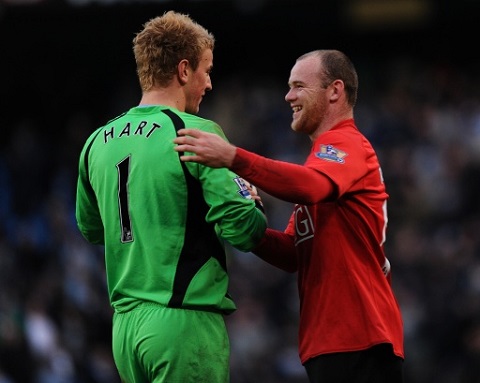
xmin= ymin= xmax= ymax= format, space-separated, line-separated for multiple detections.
xmin=231 ymin=148 xmax=334 ymax=204
xmin=251 ymin=228 xmax=297 ymax=273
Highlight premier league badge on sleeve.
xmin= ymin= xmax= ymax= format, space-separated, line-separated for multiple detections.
xmin=233 ymin=176 xmax=252 ymax=199
xmin=315 ymin=144 xmax=347 ymax=164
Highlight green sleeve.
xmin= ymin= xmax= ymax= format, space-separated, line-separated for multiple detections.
xmin=184 ymin=121 xmax=267 ymax=252
xmin=75 ymin=129 xmax=105 ymax=245
xmin=203 ymin=165 xmax=266 ymax=252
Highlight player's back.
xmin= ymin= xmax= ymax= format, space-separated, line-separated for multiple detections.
xmin=79 ymin=105 xmax=238 ymax=313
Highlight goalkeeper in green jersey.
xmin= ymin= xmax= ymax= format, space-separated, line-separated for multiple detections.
xmin=75 ymin=11 xmax=267 ymax=383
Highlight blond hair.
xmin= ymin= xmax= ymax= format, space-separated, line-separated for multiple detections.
xmin=133 ymin=11 xmax=215 ymax=91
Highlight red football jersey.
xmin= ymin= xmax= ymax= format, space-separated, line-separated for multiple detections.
xmin=233 ymin=119 xmax=404 ymax=364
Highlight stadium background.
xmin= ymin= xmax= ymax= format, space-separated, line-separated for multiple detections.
xmin=1 ymin=0 xmax=480 ymax=382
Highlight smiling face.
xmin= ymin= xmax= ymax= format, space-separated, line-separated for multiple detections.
xmin=184 ymin=48 xmax=213 ymax=114
xmin=285 ymin=55 xmax=330 ymax=137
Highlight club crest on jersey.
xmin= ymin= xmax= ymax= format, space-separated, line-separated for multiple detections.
xmin=315 ymin=144 xmax=347 ymax=164
xmin=233 ymin=176 xmax=252 ymax=199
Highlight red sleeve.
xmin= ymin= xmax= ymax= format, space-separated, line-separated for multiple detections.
xmin=251 ymin=227 xmax=297 ymax=273
xmin=231 ymin=148 xmax=335 ymax=204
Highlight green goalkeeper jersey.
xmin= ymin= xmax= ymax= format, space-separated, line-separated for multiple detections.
xmin=75 ymin=106 xmax=267 ymax=314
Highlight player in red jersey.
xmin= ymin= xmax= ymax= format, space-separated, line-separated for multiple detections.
xmin=173 ymin=49 xmax=404 ymax=383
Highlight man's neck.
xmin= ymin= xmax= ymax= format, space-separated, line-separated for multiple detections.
xmin=139 ymin=87 xmax=186 ymax=111
xmin=310 ymin=110 xmax=354 ymax=142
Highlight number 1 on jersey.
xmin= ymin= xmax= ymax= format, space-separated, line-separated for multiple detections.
xmin=116 ymin=156 xmax=134 ymax=243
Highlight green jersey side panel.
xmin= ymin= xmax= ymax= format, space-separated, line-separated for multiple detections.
xmin=75 ymin=106 xmax=267 ymax=313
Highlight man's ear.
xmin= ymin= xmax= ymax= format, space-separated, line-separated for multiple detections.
xmin=177 ymin=59 xmax=189 ymax=85
xmin=329 ymin=79 xmax=344 ymax=102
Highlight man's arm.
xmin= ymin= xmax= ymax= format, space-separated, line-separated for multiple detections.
xmin=76 ymin=158 xmax=105 ymax=245
xmin=173 ymin=128 xmax=335 ymax=204
xmin=252 ymin=228 xmax=297 ymax=273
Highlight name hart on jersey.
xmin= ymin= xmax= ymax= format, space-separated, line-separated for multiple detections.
xmin=103 ymin=121 xmax=161 ymax=143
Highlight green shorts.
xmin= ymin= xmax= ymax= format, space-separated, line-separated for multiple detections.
xmin=112 ymin=303 xmax=230 ymax=383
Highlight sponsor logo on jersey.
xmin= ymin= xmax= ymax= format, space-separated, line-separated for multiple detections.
xmin=233 ymin=176 xmax=252 ymax=199
xmin=382 ymin=257 xmax=391 ymax=277
xmin=315 ymin=144 xmax=347 ymax=163
xmin=294 ymin=204 xmax=314 ymax=245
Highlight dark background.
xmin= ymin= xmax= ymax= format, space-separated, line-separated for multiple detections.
xmin=2 ymin=0 xmax=478 ymax=137
xmin=1 ymin=1 xmax=480 ymax=382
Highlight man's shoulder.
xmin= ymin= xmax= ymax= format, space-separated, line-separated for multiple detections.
xmin=178 ymin=112 xmax=215 ymax=127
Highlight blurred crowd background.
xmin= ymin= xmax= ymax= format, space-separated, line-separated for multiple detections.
xmin=2 ymin=0 xmax=480 ymax=382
